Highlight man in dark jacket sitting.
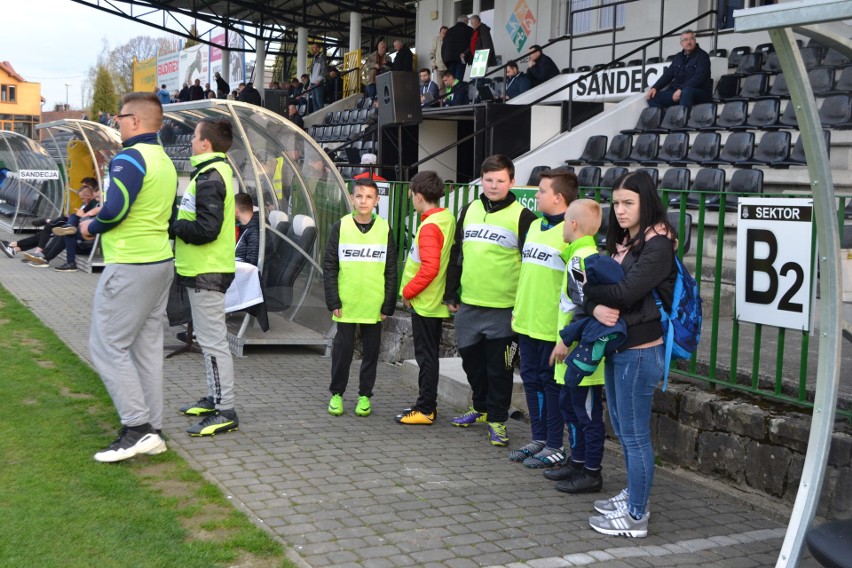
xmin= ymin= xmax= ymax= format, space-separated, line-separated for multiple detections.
xmin=504 ymin=60 xmax=532 ymax=100
xmin=526 ymin=44 xmax=560 ymax=87
xmin=646 ymin=29 xmax=712 ymax=108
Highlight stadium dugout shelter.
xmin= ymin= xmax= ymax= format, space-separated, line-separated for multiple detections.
xmin=162 ymin=99 xmax=351 ymax=357
xmin=37 ymin=119 xmax=123 ymax=272
xmin=0 ymin=131 xmax=65 ymax=234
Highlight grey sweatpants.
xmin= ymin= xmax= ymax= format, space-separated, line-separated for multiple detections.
xmin=187 ymin=288 xmax=235 ymax=410
xmin=89 ymin=262 xmax=174 ymax=429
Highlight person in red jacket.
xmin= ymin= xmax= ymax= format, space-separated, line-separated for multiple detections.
xmin=353 ymin=153 xmax=387 ymax=181
xmin=396 ymin=171 xmax=455 ymax=425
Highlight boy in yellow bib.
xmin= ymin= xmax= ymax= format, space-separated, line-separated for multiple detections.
xmin=546 ymin=199 xmax=607 ymax=493
xmin=323 ymin=179 xmax=397 ymax=417
xmin=396 ymin=171 xmax=455 ymax=425
xmin=508 ymin=169 xmax=577 ymax=467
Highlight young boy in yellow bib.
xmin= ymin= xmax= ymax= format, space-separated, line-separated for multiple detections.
xmin=508 ymin=169 xmax=577 ymax=467
xmin=323 ymin=179 xmax=397 ymax=417
xmin=545 ymin=199 xmax=607 ymax=494
xmin=396 ymin=171 xmax=455 ymax=425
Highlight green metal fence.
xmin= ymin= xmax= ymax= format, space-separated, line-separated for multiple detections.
xmin=348 ymin=179 xmax=851 ymax=421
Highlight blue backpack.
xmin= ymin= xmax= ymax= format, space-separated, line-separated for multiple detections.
xmin=654 ymin=254 xmax=702 ymax=390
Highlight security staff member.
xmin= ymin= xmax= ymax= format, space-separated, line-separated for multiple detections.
xmin=82 ymin=92 xmax=177 ymax=463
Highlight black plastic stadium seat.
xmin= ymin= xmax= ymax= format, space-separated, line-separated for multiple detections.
xmin=686 ymin=102 xmax=717 ymax=130
xmin=761 ymin=72 xmax=790 ymax=98
xmin=590 ymin=167 xmax=628 ymax=201
xmin=670 ymin=131 xmax=721 ymax=166
xmin=733 ymin=98 xmax=780 ymax=130
xmin=799 ymin=45 xmax=824 ymax=70
xmin=566 ymin=135 xmax=608 ymax=165
xmin=577 ymin=166 xmax=601 ymax=190
xmin=592 ymin=134 xmax=632 ymax=165
xmin=644 ymin=132 xmax=689 ymax=165
xmin=809 ymin=66 xmax=836 ymax=97
xmin=621 ymin=107 xmax=663 ymax=135
xmin=754 ymin=42 xmax=774 ymax=54
xmin=771 ymin=130 xmax=830 ymax=168
xmin=728 ymin=45 xmax=751 ymax=68
xmin=823 ymin=48 xmax=850 ymax=68
xmin=829 ymin=65 xmax=852 ymax=95
xmin=714 ymin=74 xmax=740 ymax=101
xmin=703 ymin=100 xmax=748 ymax=131
xmin=650 ymin=105 xmax=689 ymax=133
xmin=736 ymin=130 xmax=791 ymax=167
xmin=718 ymin=168 xmax=764 ymax=211
xmin=762 ymin=52 xmax=782 ymax=74
xmin=636 ymin=167 xmax=659 ymax=186
xmin=645 ymin=57 xmax=661 ymax=65
xmin=702 ymin=131 xmax=754 ymax=166
xmin=659 ymin=167 xmax=691 ymax=192
xmin=672 ymin=167 xmax=725 ymax=209
xmin=819 ymin=94 xmax=852 ymax=129
xmin=527 ymin=165 xmax=552 ymax=186
xmin=731 ymin=72 xmax=770 ymax=100
xmin=615 ymin=133 xmax=659 ymax=166
xmin=734 ymin=53 xmax=764 ymax=76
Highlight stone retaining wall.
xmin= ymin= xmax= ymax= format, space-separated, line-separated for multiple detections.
xmin=650 ymin=382 xmax=851 ymax=520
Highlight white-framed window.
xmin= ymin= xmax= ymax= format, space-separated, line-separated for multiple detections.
xmin=567 ymin=0 xmax=626 ymax=35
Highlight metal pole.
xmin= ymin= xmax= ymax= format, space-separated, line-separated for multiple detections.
xmin=769 ymin=26 xmax=841 ymax=568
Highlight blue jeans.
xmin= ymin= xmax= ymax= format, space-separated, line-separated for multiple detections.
xmin=366 ymin=83 xmax=377 ymax=99
xmin=560 ymin=383 xmax=604 ymax=469
xmin=604 ymin=344 xmax=665 ymax=518
xmin=518 ymin=335 xmax=564 ymax=449
xmin=310 ymin=84 xmax=325 ymax=114
xmin=648 ymin=86 xmax=711 ymax=108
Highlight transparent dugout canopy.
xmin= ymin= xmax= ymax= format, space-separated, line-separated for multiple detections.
xmin=162 ymin=99 xmax=352 ymax=352
xmin=0 ymin=131 xmax=66 ymax=232
xmin=37 ymin=119 xmax=122 ymax=213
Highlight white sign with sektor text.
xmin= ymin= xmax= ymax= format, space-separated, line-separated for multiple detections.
xmin=735 ymin=197 xmax=814 ymax=331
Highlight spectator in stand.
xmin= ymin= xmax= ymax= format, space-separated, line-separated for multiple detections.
xmin=227 ymin=90 xmax=237 ymax=100
xmin=286 ymin=99 xmax=305 ymax=130
xmin=363 ymin=41 xmax=391 ymax=99
xmin=645 ymin=29 xmax=712 ymax=109
xmin=392 ymin=40 xmax=414 ymax=72
xmin=354 ymin=153 xmax=387 ymax=182
xmin=419 ymin=68 xmax=440 ymax=107
xmin=309 ymin=43 xmax=327 ymax=113
xmin=325 ymin=68 xmax=343 ymax=105
xmin=157 ymin=84 xmax=172 ymax=105
xmin=234 ymin=193 xmax=260 ymax=267
xmin=189 ymin=79 xmax=205 ymax=101
xmin=443 ymin=15 xmax=473 ymax=82
xmin=238 ymin=82 xmax=262 ymax=106
xmin=237 ymin=82 xmax=246 ymax=96
xmin=269 ymin=81 xmax=281 ymax=90
xmin=504 ymin=60 xmax=532 ymax=100
xmin=179 ymin=83 xmax=191 ymax=103
xmin=203 ymin=82 xmax=215 ymax=99
xmin=465 ymin=15 xmax=497 ymax=72
xmin=214 ymin=71 xmax=230 ymax=98
xmin=527 ymin=44 xmax=560 ymax=87
xmin=430 ymin=26 xmax=448 ymax=79
xmin=441 ymin=69 xmax=469 ymax=106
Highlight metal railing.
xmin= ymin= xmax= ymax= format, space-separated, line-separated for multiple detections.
xmin=358 ymin=179 xmax=852 ymax=421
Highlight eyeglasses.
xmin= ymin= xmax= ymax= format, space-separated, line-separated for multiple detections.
xmin=116 ymin=113 xmax=135 ymax=120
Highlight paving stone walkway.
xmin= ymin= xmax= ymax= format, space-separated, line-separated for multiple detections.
xmin=0 ymin=244 xmax=820 ymax=567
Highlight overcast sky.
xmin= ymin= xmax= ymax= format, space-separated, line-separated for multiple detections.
xmin=4 ymin=0 xmax=176 ymax=110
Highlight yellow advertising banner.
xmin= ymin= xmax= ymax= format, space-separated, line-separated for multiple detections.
xmin=133 ymin=56 xmax=158 ymax=92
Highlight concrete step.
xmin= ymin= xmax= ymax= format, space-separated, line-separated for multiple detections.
xmin=399 ymin=357 xmax=530 ymax=419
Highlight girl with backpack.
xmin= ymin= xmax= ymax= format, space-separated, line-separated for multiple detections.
xmin=581 ymin=171 xmax=678 ymax=538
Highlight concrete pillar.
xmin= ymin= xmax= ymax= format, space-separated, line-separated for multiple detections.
xmin=255 ymin=38 xmax=266 ymax=90
xmin=297 ymin=27 xmax=308 ymax=76
xmin=349 ymin=12 xmax=362 ymax=53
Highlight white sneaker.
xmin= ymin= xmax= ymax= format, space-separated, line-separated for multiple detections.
xmin=589 ymin=507 xmax=649 ymax=538
xmin=94 ymin=426 xmax=165 ymax=463
xmin=594 ymin=488 xmax=629 ymax=514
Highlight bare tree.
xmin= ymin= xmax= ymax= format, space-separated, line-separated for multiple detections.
xmin=109 ymin=36 xmax=172 ymax=95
